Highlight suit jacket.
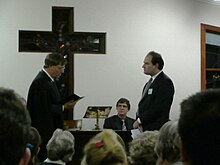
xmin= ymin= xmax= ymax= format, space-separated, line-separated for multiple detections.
xmin=27 ymin=71 xmax=63 ymax=143
xmin=103 ymin=115 xmax=135 ymax=131
xmin=138 ymin=71 xmax=174 ymax=131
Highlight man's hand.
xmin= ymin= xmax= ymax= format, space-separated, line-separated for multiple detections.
xmin=64 ymin=100 xmax=78 ymax=110
xmin=133 ymin=120 xmax=143 ymax=132
xmin=133 ymin=120 xmax=140 ymax=129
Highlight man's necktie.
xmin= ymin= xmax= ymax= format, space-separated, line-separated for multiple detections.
xmin=121 ymin=119 xmax=127 ymax=131
xmin=137 ymin=78 xmax=153 ymax=117
xmin=142 ymin=77 xmax=153 ymax=97
xmin=136 ymin=77 xmax=153 ymax=117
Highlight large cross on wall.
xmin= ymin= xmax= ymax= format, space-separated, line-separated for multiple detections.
xmin=19 ymin=6 xmax=106 ymax=120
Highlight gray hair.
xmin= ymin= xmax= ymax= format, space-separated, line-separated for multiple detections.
xmin=46 ymin=128 xmax=75 ymax=162
xmin=154 ymin=120 xmax=180 ymax=163
xmin=128 ymin=130 xmax=159 ymax=165
xmin=44 ymin=53 xmax=67 ymax=68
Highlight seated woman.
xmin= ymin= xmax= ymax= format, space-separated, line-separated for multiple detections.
xmin=128 ymin=130 xmax=159 ymax=165
xmin=81 ymin=129 xmax=128 ymax=165
xmin=37 ymin=128 xmax=75 ymax=165
xmin=27 ymin=127 xmax=42 ymax=165
xmin=154 ymin=120 xmax=182 ymax=165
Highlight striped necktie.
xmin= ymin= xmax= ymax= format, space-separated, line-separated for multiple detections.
xmin=121 ymin=119 xmax=127 ymax=131
xmin=142 ymin=77 xmax=153 ymax=97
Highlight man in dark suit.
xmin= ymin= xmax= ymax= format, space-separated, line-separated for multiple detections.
xmin=103 ymin=98 xmax=135 ymax=131
xmin=133 ymin=51 xmax=174 ymax=131
xmin=27 ymin=53 xmax=76 ymax=161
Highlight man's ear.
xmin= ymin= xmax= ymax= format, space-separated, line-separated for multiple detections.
xmin=19 ymin=148 xmax=31 ymax=165
xmin=155 ymin=63 xmax=159 ymax=69
xmin=37 ymin=146 xmax=41 ymax=155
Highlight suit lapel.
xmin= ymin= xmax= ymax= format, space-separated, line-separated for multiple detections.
xmin=141 ymin=72 xmax=164 ymax=100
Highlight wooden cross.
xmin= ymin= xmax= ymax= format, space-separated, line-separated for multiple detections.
xmin=19 ymin=6 xmax=106 ymax=120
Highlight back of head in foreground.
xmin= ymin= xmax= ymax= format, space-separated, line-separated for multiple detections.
xmin=81 ymin=129 xmax=127 ymax=165
xmin=154 ymin=120 xmax=181 ymax=165
xmin=28 ymin=127 xmax=42 ymax=165
xmin=128 ymin=130 xmax=159 ymax=165
xmin=0 ymin=87 xmax=31 ymax=165
xmin=46 ymin=128 xmax=75 ymax=163
xmin=178 ymin=89 xmax=220 ymax=165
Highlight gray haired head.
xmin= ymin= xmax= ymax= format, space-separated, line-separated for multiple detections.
xmin=46 ymin=128 xmax=75 ymax=162
xmin=154 ymin=120 xmax=180 ymax=163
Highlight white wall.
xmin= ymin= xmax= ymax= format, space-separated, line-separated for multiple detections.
xmin=1 ymin=0 xmax=220 ymax=130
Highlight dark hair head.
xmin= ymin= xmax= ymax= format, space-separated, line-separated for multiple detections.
xmin=44 ymin=53 xmax=67 ymax=68
xmin=28 ymin=127 xmax=41 ymax=165
xmin=116 ymin=98 xmax=130 ymax=110
xmin=0 ymin=87 xmax=31 ymax=165
xmin=147 ymin=51 xmax=164 ymax=70
xmin=178 ymin=89 xmax=220 ymax=165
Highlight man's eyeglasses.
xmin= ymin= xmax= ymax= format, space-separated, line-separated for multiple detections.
xmin=57 ymin=65 xmax=65 ymax=70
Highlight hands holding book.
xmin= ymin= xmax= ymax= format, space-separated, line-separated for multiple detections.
xmin=64 ymin=100 xmax=78 ymax=110
xmin=62 ymin=93 xmax=84 ymax=110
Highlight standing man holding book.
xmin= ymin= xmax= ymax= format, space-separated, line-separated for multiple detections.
xmin=27 ymin=53 xmax=76 ymax=161
xmin=133 ymin=51 xmax=175 ymax=131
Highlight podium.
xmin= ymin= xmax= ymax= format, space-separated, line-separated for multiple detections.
xmin=83 ymin=106 xmax=112 ymax=130
xmin=67 ymin=130 xmax=133 ymax=165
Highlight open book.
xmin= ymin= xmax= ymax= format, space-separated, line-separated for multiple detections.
xmin=83 ymin=106 xmax=112 ymax=118
xmin=61 ymin=93 xmax=84 ymax=104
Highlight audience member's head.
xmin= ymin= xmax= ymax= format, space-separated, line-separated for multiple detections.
xmin=178 ymin=89 xmax=220 ymax=165
xmin=81 ymin=129 xmax=127 ymax=165
xmin=28 ymin=127 xmax=42 ymax=165
xmin=0 ymin=87 xmax=31 ymax=165
xmin=128 ymin=130 xmax=159 ymax=165
xmin=154 ymin=120 xmax=181 ymax=165
xmin=46 ymin=128 xmax=75 ymax=163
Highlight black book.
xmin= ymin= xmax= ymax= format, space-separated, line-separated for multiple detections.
xmin=61 ymin=93 xmax=84 ymax=104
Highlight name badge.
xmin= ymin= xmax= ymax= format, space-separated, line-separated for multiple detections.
xmin=148 ymin=88 xmax=153 ymax=95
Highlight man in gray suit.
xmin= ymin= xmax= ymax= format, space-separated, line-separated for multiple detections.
xmin=133 ymin=51 xmax=175 ymax=131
